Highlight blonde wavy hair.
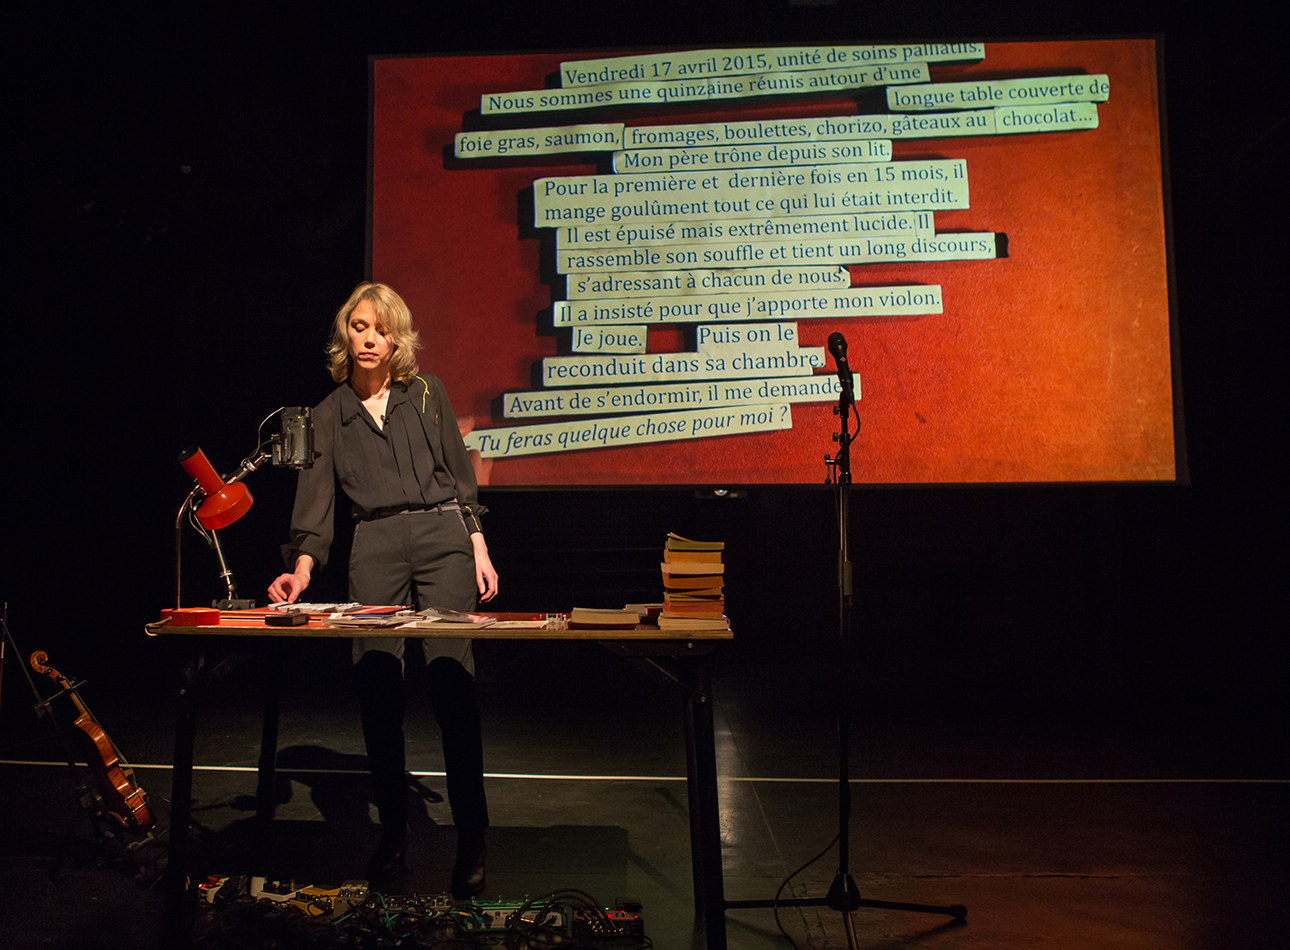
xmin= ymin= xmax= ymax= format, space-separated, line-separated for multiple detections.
xmin=327 ymin=282 xmax=422 ymax=383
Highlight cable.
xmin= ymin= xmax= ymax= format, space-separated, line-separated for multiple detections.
xmin=773 ymin=832 xmax=841 ymax=949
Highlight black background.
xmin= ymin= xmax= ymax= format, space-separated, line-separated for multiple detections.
xmin=4 ymin=1 xmax=1283 ymax=717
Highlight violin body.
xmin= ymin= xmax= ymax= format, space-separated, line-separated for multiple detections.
xmin=29 ymin=650 xmax=154 ymax=833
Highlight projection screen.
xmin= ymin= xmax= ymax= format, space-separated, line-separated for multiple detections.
xmin=369 ymin=38 xmax=1179 ymax=486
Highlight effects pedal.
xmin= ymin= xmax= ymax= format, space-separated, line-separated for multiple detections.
xmin=198 ymin=875 xmax=369 ymax=918
xmin=468 ymin=899 xmax=571 ymax=932
xmin=602 ymin=907 xmax=646 ymax=938
xmin=572 ymin=901 xmax=646 ymax=940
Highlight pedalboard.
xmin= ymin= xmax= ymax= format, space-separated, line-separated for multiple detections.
xmin=197 ymin=876 xmax=644 ymax=944
xmin=199 ymin=875 xmax=370 ymax=918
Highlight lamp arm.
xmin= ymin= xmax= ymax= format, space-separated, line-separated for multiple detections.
xmin=223 ymin=449 xmax=272 ymax=486
xmin=175 ymin=488 xmax=201 ymax=610
xmin=207 ymin=529 xmax=238 ymax=601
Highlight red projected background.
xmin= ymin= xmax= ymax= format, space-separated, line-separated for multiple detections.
xmin=370 ymin=39 xmax=1176 ymax=486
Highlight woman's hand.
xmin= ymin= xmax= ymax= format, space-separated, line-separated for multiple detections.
xmin=268 ymin=556 xmax=314 ymax=604
xmin=471 ymin=533 xmax=499 ymax=603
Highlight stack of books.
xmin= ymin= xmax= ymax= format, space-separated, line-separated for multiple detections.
xmin=660 ymin=533 xmax=728 ymax=631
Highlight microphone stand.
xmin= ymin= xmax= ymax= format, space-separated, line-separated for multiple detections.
xmin=723 ymin=356 xmax=965 ymax=947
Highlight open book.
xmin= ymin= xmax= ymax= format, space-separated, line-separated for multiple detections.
xmin=399 ymin=606 xmax=498 ymax=629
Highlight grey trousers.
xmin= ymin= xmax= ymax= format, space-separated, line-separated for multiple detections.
xmin=348 ymin=507 xmax=477 ymax=674
xmin=346 ymin=507 xmax=489 ymax=832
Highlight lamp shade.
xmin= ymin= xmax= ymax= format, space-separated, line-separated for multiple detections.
xmin=178 ymin=446 xmax=254 ymax=529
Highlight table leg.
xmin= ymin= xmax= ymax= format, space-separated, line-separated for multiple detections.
xmin=255 ymin=638 xmax=284 ymax=853
xmin=681 ymin=657 xmax=727 ymax=950
xmin=162 ymin=645 xmax=199 ymax=948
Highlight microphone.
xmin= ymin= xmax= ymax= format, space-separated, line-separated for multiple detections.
xmin=827 ymin=332 xmax=854 ymax=400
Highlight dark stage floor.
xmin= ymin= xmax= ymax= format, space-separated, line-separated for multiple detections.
xmin=1 ymin=637 xmax=1285 ymax=949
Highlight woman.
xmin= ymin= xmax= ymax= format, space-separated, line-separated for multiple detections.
xmin=269 ymin=282 xmax=497 ymax=898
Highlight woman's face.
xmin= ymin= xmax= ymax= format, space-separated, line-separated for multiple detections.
xmin=347 ymin=300 xmax=394 ymax=375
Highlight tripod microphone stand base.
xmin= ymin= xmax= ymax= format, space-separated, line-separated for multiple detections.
xmin=726 ymin=885 xmax=966 ymax=950
xmin=725 ymin=893 xmax=967 ymax=918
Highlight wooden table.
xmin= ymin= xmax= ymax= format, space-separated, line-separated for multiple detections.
xmin=152 ymin=612 xmax=733 ymax=948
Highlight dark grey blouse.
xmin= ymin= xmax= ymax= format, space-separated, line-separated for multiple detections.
xmin=283 ymin=374 xmax=485 ymax=572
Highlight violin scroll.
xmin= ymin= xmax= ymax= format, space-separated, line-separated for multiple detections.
xmin=29 ymin=650 xmax=57 ymax=679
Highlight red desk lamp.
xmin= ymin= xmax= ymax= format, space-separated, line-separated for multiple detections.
xmin=168 ymin=408 xmax=313 ymax=619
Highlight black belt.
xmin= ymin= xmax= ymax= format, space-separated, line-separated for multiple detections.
xmin=358 ymin=500 xmax=461 ymax=522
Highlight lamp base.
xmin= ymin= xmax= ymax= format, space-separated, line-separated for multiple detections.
xmin=160 ymin=607 xmax=220 ymax=626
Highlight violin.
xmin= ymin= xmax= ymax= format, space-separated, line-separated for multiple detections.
xmin=29 ymin=650 xmax=155 ymax=833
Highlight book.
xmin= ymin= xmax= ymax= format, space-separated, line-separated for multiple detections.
xmin=665 ymin=533 xmax=725 ymax=552
xmin=663 ymin=548 xmax=724 ymax=564
xmin=661 ymin=602 xmax=725 ymax=617
xmin=399 ymin=617 xmax=497 ymax=630
xmin=568 ymin=607 xmax=643 ymax=629
xmin=665 ymin=593 xmax=727 ymax=609
xmin=418 ymin=606 xmax=499 ymax=625
xmin=327 ymin=613 xmax=417 ymax=628
xmin=658 ymin=615 xmax=730 ymax=631
xmin=663 ymin=573 xmax=724 ymax=590
xmin=660 ymin=561 xmax=725 ymax=574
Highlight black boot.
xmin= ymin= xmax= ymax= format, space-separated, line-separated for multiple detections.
xmin=451 ymin=824 xmax=487 ymax=900
xmin=365 ymin=822 xmax=408 ymax=880
xmin=428 ymin=657 xmax=489 ymax=899
xmin=354 ymin=651 xmax=409 ymax=879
